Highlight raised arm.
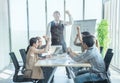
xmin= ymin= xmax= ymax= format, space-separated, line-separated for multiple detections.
xmin=64 ymin=11 xmax=73 ymax=26
xmin=74 ymin=26 xmax=83 ymax=46
xmin=43 ymin=36 xmax=51 ymax=51
xmin=46 ymin=22 xmax=51 ymax=39
xmin=77 ymin=26 xmax=82 ymax=42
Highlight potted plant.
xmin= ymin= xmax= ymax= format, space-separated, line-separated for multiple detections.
xmin=97 ymin=19 xmax=110 ymax=57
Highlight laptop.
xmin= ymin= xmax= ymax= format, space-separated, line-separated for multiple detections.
xmin=49 ymin=45 xmax=62 ymax=55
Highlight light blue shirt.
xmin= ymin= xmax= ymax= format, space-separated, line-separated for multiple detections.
xmin=69 ymin=46 xmax=105 ymax=73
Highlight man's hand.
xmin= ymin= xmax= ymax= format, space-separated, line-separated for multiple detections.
xmin=67 ymin=47 xmax=72 ymax=54
xmin=65 ymin=10 xmax=71 ymax=16
xmin=77 ymin=26 xmax=80 ymax=31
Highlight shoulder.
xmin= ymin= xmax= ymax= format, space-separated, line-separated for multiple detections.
xmin=49 ymin=21 xmax=54 ymax=24
xmin=48 ymin=21 xmax=54 ymax=27
xmin=29 ymin=46 xmax=37 ymax=52
xmin=60 ymin=20 xmax=64 ymax=24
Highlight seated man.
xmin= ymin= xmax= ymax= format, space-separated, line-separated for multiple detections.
xmin=67 ymin=35 xmax=106 ymax=83
xmin=72 ymin=26 xmax=99 ymax=75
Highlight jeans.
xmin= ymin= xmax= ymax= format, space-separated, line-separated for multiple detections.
xmin=74 ymin=73 xmax=103 ymax=83
xmin=52 ymin=39 xmax=67 ymax=53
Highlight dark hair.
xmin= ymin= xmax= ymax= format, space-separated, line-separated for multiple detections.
xmin=81 ymin=31 xmax=91 ymax=36
xmin=82 ymin=35 xmax=95 ymax=47
xmin=36 ymin=36 xmax=41 ymax=40
xmin=26 ymin=37 xmax=37 ymax=53
xmin=29 ymin=37 xmax=37 ymax=46
xmin=53 ymin=11 xmax=60 ymax=15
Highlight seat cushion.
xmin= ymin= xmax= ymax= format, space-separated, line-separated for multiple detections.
xmin=13 ymin=75 xmax=32 ymax=82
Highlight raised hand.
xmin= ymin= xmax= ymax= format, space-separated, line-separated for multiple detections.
xmin=67 ymin=47 xmax=72 ymax=54
xmin=43 ymin=36 xmax=49 ymax=41
xmin=65 ymin=10 xmax=71 ymax=16
xmin=76 ymin=26 xmax=80 ymax=34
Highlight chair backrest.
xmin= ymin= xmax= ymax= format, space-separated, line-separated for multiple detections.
xmin=100 ymin=46 xmax=103 ymax=54
xmin=104 ymin=49 xmax=113 ymax=71
xmin=104 ymin=48 xmax=113 ymax=56
xmin=19 ymin=49 xmax=26 ymax=65
xmin=9 ymin=52 xmax=20 ymax=70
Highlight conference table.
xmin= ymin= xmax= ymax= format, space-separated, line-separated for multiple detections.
xmin=35 ymin=53 xmax=91 ymax=67
xmin=35 ymin=53 xmax=91 ymax=83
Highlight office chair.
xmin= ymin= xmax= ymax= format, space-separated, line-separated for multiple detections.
xmin=19 ymin=49 xmax=27 ymax=73
xmin=100 ymin=46 xmax=103 ymax=54
xmin=9 ymin=52 xmax=37 ymax=83
xmin=19 ymin=49 xmax=26 ymax=66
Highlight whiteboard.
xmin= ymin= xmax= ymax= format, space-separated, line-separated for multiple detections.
xmin=70 ymin=19 xmax=96 ymax=51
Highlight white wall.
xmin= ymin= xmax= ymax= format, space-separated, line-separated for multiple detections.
xmin=0 ymin=0 xmax=10 ymax=70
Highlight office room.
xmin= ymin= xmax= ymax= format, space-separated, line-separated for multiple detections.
xmin=0 ymin=0 xmax=120 ymax=83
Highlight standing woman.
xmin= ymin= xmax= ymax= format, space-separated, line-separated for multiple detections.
xmin=25 ymin=37 xmax=49 ymax=83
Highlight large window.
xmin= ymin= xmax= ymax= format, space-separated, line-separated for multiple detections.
xmin=29 ymin=0 xmax=46 ymax=38
xmin=104 ymin=0 xmax=120 ymax=70
xmin=66 ymin=0 xmax=83 ymax=46
xmin=85 ymin=0 xmax=102 ymax=22
xmin=10 ymin=0 xmax=28 ymax=60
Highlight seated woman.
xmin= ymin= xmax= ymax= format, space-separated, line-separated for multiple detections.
xmin=36 ymin=36 xmax=51 ymax=58
xmin=36 ymin=36 xmax=55 ymax=83
xmin=25 ymin=37 xmax=50 ymax=83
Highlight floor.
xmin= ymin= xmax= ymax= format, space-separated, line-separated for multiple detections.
xmin=0 ymin=63 xmax=120 ymax=83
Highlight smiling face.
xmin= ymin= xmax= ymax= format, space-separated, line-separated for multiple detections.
xmin=35 ymin=40 xmax=39 ymax=48
xmin=36 ymin=37 xmax=42 ymax=47
xmin=38 ymin=38 xmax=42 ymax=46
xmin=53 ymin=11 xmax=60 ymax=21
xmin=30 ymin=37 xmax=39 ymax=48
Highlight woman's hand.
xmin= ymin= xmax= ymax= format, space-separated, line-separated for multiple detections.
xmin=43 ymin=36 xmax=49 ymax=41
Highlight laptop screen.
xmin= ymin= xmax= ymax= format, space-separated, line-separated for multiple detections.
xmin=49 ymin=45 xmax=62 ymax=55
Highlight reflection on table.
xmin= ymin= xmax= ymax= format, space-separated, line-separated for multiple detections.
xmin=35 ymin=53 xmax=91 ymax=67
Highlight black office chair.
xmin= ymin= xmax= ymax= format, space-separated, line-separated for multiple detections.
xmin=104 ymin=48 xmax=113 ymax=63
xmin=19 ymin=49 xmax=26 ymax=72
xmin=100 ymin=46 xmax=103 ymax=54
xmin=9 ymin=52 xmax=37 ymax=83
xmin=103 ymin=50 xmax=113 ymax=83
xmin=19 ymin=49 xmax=26 ymax=66
xmin=84 ymin=50 xmax=113 ymax=83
